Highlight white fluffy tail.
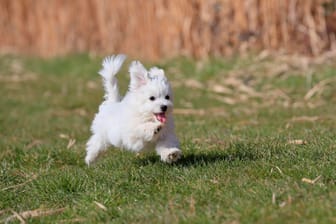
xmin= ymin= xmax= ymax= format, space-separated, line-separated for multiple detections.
xmin=99 ymin=54 xmax=127 ymax=102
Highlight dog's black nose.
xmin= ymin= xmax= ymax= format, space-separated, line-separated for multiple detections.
xmin=161 ymin=105 xmax=167 ymax=112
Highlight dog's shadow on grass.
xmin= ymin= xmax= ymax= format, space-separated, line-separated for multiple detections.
xmin=137 ymin=147 xmax=259 ymax=167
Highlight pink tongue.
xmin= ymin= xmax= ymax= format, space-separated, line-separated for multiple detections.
xmin=156 ymin=113 xmax=167 ymax=123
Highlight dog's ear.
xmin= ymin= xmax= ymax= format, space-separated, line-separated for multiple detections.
xmin=149 ymin=67 xmax=167 ymax=82
xmin=149 ymin=67 xmax=165 ymax=77
xmin=129 ymin=61 xmax=148 ymax=90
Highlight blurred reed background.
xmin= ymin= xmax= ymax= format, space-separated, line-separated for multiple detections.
xmin=1 ymin=0 xmax=336 ymax=60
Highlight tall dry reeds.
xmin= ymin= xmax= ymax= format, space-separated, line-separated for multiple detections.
xmin=0 ymin=0 xmax=334 ymax=60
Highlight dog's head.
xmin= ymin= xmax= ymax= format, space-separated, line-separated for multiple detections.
xmin=128 ymin=61 xmax=173 ymax=123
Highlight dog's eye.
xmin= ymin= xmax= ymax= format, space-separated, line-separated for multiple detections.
xmin=149 ymin=96 xmax=155 ymax=101
xmin=165 ymin=95 xmax=170 ymax=100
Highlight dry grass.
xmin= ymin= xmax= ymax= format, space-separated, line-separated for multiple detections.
xmin=0 ymin=0 xmax=335 ymax=59
xmin=2 ymin=208 xmax=65 ymax=223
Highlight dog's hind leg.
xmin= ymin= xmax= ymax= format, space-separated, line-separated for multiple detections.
xmin=85 ymin=134 xmax=108 ymax=165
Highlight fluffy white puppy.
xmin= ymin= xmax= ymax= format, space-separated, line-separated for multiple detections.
xmin=85 ymin=54 xmax=182 ymax=165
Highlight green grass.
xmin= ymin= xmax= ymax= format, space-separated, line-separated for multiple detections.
xmin=0 ymin=53 xmax=336 ymax=223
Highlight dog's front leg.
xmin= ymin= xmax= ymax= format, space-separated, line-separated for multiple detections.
xmin=139 ymin=121 xmax=163 ymax=142
xmin=155 ymin=126 xmax=182 ymax=163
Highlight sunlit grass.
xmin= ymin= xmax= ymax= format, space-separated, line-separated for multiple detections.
xmin=0 ymin=54 xmax=335 ymax=223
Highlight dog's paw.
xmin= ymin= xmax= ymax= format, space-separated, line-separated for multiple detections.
xmin=154 ymin=126 xmax=162 ymax=135
xmin=167 ymin=150 xmax=182 ymax=163
xmin=143 ymin=121 xmax=163 ymax=141
xmin=160 ymin=148 xmax=182 ymax=164
xmin=152 ymin=119 xmax=164 ymax=135
xmin=85 ymin=154 xmax=94 ymax=166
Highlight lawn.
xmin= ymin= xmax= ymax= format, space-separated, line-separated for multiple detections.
xmin=0 ymin=53 xmax=335 ymax=223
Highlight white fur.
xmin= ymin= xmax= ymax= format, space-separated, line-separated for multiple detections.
xmin=85 ymin=54 xmax=182 ymax=165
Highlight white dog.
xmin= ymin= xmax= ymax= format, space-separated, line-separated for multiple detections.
xmin=85 ymin=54 xmax=182 ymax=165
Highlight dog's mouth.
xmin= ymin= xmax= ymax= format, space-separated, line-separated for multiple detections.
xmin=154 ymin=113 xmax=167 ymax=123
